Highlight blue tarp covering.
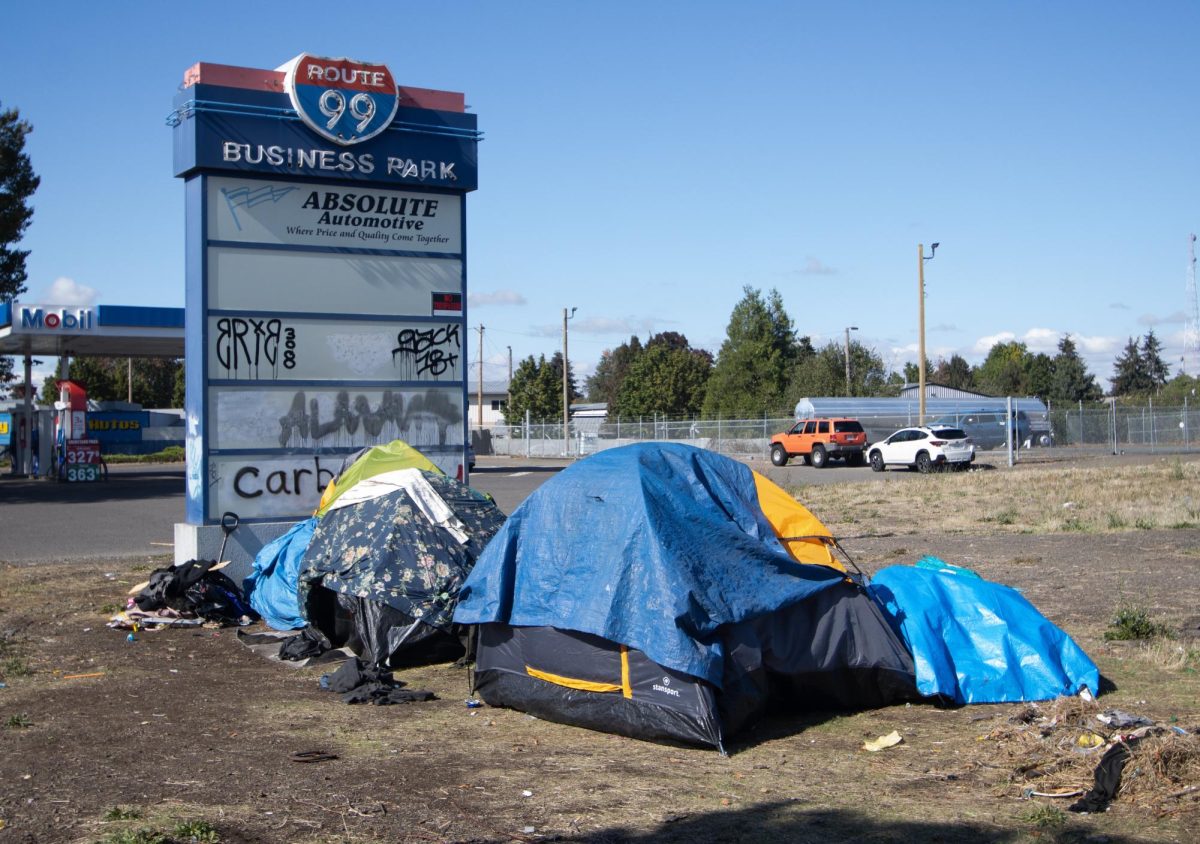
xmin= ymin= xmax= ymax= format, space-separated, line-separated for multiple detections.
xmin=243 ymin=517 xmax=317 ymax=630
xmin=868 ymin=562 xmax=1100 ymax=704
xmin=453 ymin=443 xmax=847 ymax=685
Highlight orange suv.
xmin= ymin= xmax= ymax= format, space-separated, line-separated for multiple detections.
xmin=769 ymin=418 xmax=867 ymax=468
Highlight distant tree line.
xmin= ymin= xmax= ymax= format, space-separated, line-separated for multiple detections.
xmin=35 ymin=357 xmax=183 ymax=408
xmin=504 ymin=287 xmax=1198 ymax=424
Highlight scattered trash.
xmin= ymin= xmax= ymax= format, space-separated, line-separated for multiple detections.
xmin=521 ymin=790 xmax=533 ymax=798
xmin=59 ymin=672 xmax=105 ymax=681
xmin=465 ymin=699 xmax=483 ymax=708
xmin=863 ymin=730 xmax=903 ymax=752
xmin=126 ymin=633 xmax=136 ymax=643
xmin=0 ymin=682 xmax=6 ymax=690
xmin=1096 ymin=709 xmax=1153 ymax=728
xmin=1070 ymin=738 xmax=1142 ymax=813
xmin=522 ymin=826 xmax=536 ymax=834
xmin=290 ymin=750 xmax=338 ymax=763
xmin=1076 ymin=732 xmax=1106 ymax=749
xmin=1023 ymin=788 xmax=1085 ymax=799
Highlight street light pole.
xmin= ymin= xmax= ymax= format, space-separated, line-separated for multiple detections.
xmin=563 ymin=307 xmax=576 ymax=456
xmin=844 ymin=326 xmax=858 ymax=397
xmin=918 ymin=242 xmax=939 ymax=424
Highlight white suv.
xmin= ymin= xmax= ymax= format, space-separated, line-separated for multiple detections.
xmin=867 ymin=426 xmax=975 ymax=473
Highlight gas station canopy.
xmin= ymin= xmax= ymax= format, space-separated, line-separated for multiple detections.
xmin=0 ymin=301 xmax=184 ymax=358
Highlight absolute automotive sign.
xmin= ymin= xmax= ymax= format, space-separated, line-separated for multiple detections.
xmin=174 ymin=55 xmax=478 ymax=523
xmin=207 ymin=176 xmax=461 ymax=252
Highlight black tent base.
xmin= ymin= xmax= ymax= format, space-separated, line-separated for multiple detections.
xmin=473 ymin=624 xmax=726 ymax=750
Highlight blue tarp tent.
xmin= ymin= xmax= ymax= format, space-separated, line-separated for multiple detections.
xmin=243 ymin=517 xmax=318 ymax=631
xmin=454 ymin=443 xmax=850 ymax=686
xmin=868 ymin=562 xmax=1101 ymax=704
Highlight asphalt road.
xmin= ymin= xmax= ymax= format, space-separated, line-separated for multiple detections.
xmin=0 ymin=452 xmax=946 ymax=564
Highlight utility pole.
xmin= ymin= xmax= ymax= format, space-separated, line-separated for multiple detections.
xmin=477 ymin=324 xmax=484 ymax=428
xmin=506 ymin=345 xmax=512 ymax=415
xmin=918 ymin=242 xmax=939 ymax=424
xmin=563 ymin=307 xmax=576 ymax=456
xmin=843 ymin=326 xmax=858 ymax=397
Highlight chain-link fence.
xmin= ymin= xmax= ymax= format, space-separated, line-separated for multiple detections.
xmin=473 ymin=399 xmax=1200 ymax=462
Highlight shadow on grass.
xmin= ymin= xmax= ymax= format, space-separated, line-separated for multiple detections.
xmin=557 ymin=801 xmax=1153 ymax=844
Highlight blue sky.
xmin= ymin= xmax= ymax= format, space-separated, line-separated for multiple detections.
xmin=4 ymin=1 xmax=1199 ymax=392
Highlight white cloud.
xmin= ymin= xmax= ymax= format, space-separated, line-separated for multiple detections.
xmin=469 ymin=289 xmax=527 ymax=307
xmin=1138 ymin=310 xmax=1189 ymax=326
xmin=1072 ymin=334 xmax=1120 ymax=355
xmin=1021 ymin=328 xmax=1060 ymax=353
xmin=40 ymin=277 xmax=98 ymax=306
xmin=531 ymin=316 xmax=660 ymax=338
xmin=972 ymin=332 xmax=1016 ymax=355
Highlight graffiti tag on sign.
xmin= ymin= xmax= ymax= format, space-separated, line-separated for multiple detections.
xmin=214 ymin=318 xmax=297 ymax=378
xmin=391 ymin=324 xmax=460 ymax=379
xmin=276 ymin=388 xmax=462 ymax=448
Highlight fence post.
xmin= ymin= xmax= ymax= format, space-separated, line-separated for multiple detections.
xmin=524 ymin=409 xmax=531 ymax=458
xmin=1079 ymin=400 xmax=1083 ymax=449
xmin=1111 ymin=402 xmax=1117 ymax=454
xmin=1150 ymin=398 xmax=1155 ymax=450
xmin=1186 ymin=397 xmax=1190 ymax=449
xmin=1006 ymin=396 xmax=1014 ymax=467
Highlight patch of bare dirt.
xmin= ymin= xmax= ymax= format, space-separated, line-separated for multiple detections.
xmin=1 ymin=530 xmax=1198 ymax=843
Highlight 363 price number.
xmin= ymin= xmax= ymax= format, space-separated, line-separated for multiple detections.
xmin=66 ymin=464 xmax=101 ymax=482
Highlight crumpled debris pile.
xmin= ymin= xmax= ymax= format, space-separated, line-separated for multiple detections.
xmin=318 ymin=658 xmax=437 ymax=705
xmin=980 ymin=697 xmax=1200 ymax=815
xmin=108 ymin=559 xmax=257 ymax=630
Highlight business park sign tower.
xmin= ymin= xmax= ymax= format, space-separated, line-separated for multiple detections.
xmin=171 ymin=54 xmax=479 ymax=563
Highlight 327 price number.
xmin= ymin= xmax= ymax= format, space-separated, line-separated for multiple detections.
xmin=66 ymin=448 xmax=99 ymax=464
xmin=66 ymin=465 xmax=100 ymax=482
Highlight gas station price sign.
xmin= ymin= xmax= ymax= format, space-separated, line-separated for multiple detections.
xmin=63 ymin=439 xmax=102 ymax=482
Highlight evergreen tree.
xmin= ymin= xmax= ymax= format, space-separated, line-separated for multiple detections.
xmin=503 ymin=352 xmax=579 ymax=424
xmin=585 ymin=335 xmax=642 ymax=404
xmin=1141 ymin=329 xmax=1170 ymax=389
xmin=1110 ymin=336 xmax=1149 ymax=396
xmin=1024 ymin=353 xmax=1055 ymax=402
xmin=1049 ymin=335 xmax=1102 ymax=402
xmin=702 ymin=287 xmax=800 ymax=417
xmin=0 ymin=103 xmax=41 ymax=397
xmin=932 ymin=354 xmax=974 ymax=391
xmin=613 ymin=341 xmax=711 ymax=417
xmin=901 ymin=358 xmax=935 ymax=386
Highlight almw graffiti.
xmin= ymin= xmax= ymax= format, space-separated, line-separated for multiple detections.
xmin=277 ymin=389 xmax=461 ymax=447
xmin=215 ymin=317 xmax=297 ymax=377
xmin=391 ymin=324 xmax=460 ymax=379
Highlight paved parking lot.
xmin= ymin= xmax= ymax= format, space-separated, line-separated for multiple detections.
xmin=2 ymin=447 xmax=1187 ymax=564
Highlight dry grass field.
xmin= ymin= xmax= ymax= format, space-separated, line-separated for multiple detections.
xmin=1 ymin=455 xmax=1199 ymax=843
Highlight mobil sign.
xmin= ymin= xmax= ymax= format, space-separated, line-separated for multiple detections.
xmin=19 ymin=305 xmax=95 ymax=331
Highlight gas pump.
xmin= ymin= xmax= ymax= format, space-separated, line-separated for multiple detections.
xmin=55 ymin=379 xmax=104 ymax=482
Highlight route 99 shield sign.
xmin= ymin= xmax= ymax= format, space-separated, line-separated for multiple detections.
xmin=284 ymin=54 xmax=400 ymax=145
